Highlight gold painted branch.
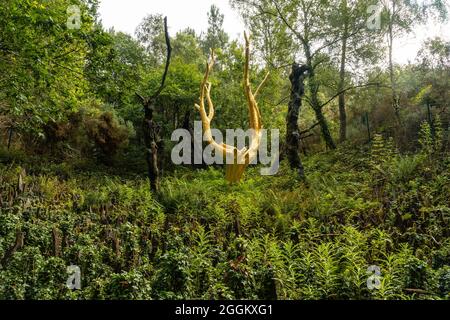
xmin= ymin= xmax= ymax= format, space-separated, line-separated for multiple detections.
xmin=195 ymin=32 xmax=269 ymax=183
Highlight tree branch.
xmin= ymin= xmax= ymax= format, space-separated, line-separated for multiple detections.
xmin=269 ymin=0 xmax=306 ymax=45
xmin=150 ymin=17 xmax=172 ymax=100
xmin=319 ymin=83 xmax=384 ymax=109
xmin=300 ymin=133 xmax=314 ymax=140
xmin=299 ymin=122 xmax=320 ymax=136
xmin=311 ymin=23 xmax=366 ymax=59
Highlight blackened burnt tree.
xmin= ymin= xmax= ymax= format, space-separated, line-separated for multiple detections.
xmin=286 ymin=63 xmax=310 ymax=180
xmin=136 ymin=17 xmax=172 ymax=192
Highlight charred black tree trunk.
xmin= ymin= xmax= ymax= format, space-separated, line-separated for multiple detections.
xmin=137 ymin=17 xmax=172 ymax=192
xmin=286 ymin=63 xmax=309 ymax=180
xmin=142 ymin=105 xmax=164 ymax=191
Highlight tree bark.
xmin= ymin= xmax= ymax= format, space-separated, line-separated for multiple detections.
xmin=137 ymin=17 xmax=171 ymax=193
xmin=363 ymin=112 xmax=371 ymax=142
xmin=388 ymin=2 xmax=401 ymax=124
xmin=7 ymin=127 xmax=13 ymax=149
xmin=313 ymin=106 xmax=335 ymax=150
xmin=143 ymin=106 xmax=163 ymax=192
xmin=286 ymin=63 xmax=309 ymax=179
xmin=338 ymin=29 xmax=348 ymax=143
xmin=304 ymin=44 xmax=336 ymax=150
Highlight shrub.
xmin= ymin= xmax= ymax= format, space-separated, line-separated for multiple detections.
xmin=85 ymin=111 xmax=133 ymax=162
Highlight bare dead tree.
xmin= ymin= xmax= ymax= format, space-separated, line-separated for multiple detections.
xmin=136 ymin=17 xmax=172 ymax=192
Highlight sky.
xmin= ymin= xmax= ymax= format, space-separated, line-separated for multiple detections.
xmin=98 ymin=0 xmax=245 ymax=39
xmin=98 ymin=0 xmax=450 ymax=65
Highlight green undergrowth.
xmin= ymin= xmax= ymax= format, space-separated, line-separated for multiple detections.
xmin=0 ymin=143 xmax=449 ymax=300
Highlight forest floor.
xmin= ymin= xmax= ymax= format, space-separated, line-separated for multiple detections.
xmin=0 ymin=143 xmax=449 ymax=300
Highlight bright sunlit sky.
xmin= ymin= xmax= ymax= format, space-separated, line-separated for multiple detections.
xmin=98 ymin=0 xmax=450 ymax=65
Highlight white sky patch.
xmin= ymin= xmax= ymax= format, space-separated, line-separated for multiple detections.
xmin=98 ymin=0 xmax=245 ymax=39
xmin=98 ymin=0 xmax=450 ymax=65
xmin=395 ymin=18 xmax=450 ymax=64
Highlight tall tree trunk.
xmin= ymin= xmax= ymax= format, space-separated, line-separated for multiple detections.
xmin=137 ymin=17 xmax=172 ymax=193
xmin=338 ymin=29 xmax=348 ymax=143
xmin=363 ymin=112 xmax=371 ymax=142
xmin=143 ymin=107 xmax=162 ymax=192
xmin=313 ymin=106 xmax=335 ymax=150
xmin=309 ymin=82 xmax=336 ymax=150
xmin=388 ymin=2 xmax=401 ymax=124
xmin=304 ymin=44 xmax=336 ymax=150
xmin=7 ymin=127 xmax=13 ymax=149
xmin=286 ymin=63 xmax=309 ymax=179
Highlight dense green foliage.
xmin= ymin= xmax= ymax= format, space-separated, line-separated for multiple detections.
xmin=1 ymin=135 xmax=449 ymax=299
xmin=0 ymin=0 xmax=449 ymax=300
